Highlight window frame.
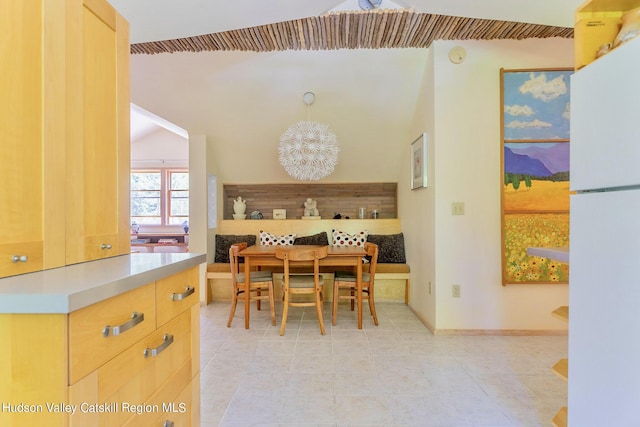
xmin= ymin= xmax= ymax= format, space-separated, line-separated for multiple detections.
xmin=130 ymin=168 xmax=189 ymax=227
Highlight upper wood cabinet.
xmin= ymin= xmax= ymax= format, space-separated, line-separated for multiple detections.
xmin=0 ymin=0 xmax=130 ymax=277
xmin=65 ymin=0 xmax=131 ymax=265
xmin=0 ymin=0 xmax=66 ymax=278
xmin=575 ymin=0 xmax=640 ymax=69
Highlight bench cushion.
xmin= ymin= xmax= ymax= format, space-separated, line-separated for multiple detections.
xmin=366 ymin=233 xmax=406 ymax=263
xmin=293 ymin=231 xmax=329 ymax=246
xmin=214 ymin=234 xmax=256 ymax=263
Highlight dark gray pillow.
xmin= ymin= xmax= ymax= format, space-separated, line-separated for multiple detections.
xmin=214 ymin=234 xmax=256 ymax=263
xmin=366 ymin=233 xmax=406 ymax=263
xmin=294 ymin=231 xmax=329 ymax=246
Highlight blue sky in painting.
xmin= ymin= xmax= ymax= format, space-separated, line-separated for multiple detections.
xmin=503 ymin=70 xmax=572 ymax=140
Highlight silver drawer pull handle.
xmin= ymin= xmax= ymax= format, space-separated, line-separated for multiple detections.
xmin=144 ymin=334 xmax=174 ymax=358
xmin=100 ymin=243 xmax=112 ymax=250
xmin=103 ymin=312 xmax=144 ymax=337
xmin=171 ymin=286 xmax=195 ymax=301
xmin=11 ymin=255 xmax=28 ymax=263
xmin=163 ymin=421 xmax=175 ymax=427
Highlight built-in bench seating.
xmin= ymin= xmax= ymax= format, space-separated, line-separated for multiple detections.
xmin=205 ymin=219 xmax=410 ymax=304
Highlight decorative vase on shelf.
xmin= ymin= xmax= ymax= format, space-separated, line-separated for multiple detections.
xmin=613 ymin=7 xmax=640 ymax=48
xmin=233 ymin=196 xmax=246 ymax=214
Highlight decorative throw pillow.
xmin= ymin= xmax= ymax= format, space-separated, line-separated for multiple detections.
xmin=332 ymin=229 xmax=368 ymax=247
xmin=366 ymin=233 xmax=406 ymax=263
xmin=259 ymin=230 xmax=296 ymax=246
xmin=214 ymin=234 xmax=256 ymax=263
xmin=294 ymin=231 xmax=329 ymax=246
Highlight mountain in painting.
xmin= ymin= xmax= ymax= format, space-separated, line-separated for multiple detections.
xmin=510 ymin=144 xmax=569 ymax=174
xmin=504 ymin=147 xmax=552 ymax=177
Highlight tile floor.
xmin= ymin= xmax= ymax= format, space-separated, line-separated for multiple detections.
xmin=200 ymin=301 xmax=567 ymax=427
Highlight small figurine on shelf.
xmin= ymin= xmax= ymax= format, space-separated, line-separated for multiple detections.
xmin=130 ymin=221 xmax=140 ymax=235
xmin=233 ymin=196 xmax=247 ymax=220
xmin=303 ymin=198 xmax=319 ymax=217
xmin=182 ymin=220 xmax=189 ymax=234
xmin=233 ymin=196 xmax=246 ymax=214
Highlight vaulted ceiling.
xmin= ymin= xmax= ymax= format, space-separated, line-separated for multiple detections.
xmin=110 ymin=0 xmax=580 ymax=143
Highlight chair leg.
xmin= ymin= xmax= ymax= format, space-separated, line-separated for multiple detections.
xmin=367 ymin=291 xmax=379 ymax=326
xmin=268 ymin=282 xmax=276 ymax=326
xmin=227 ymin=289 xmax=239 ymax=327
xmin=315 ymin=288 xmax=326 ymax=335
xmin=280 ymin=290 xmax=289 ymax=336
xmin=350 ymin=289 xmax=355 ymax=311
xmin=332 ymin=281 xmax=339 ymax=326
xmin=256 ymin=289 xmax=261 ymax=311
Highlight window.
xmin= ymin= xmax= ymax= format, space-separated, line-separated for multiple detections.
xmin=131 ymin=169 xmax=189 ymax=226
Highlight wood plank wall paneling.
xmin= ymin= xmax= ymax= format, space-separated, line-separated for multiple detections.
xmin=223 ymin=183 xmax=397 ymax=220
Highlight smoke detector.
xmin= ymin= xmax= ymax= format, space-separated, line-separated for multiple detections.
xmin=359 ymin=0 xmax=383 ymax=10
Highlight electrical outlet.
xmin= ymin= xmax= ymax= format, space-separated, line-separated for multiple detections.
xmin=452 ymin=284 xmax=461 ymax=298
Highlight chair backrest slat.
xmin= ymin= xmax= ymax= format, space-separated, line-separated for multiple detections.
xmin=364 ymin=242 xmax=379 ymax=278
xmin=229 ymin=242 xmax=248 ymax=284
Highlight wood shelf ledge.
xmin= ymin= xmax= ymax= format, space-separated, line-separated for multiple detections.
xmin=552 ymin=305 xmax=569 ymax=322
xmin=552 ymin=406 xmax=567 ymax=427
xmin=552 ymin=358 xmax=568 ymax=381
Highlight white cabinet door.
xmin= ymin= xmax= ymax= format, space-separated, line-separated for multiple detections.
xmin=570 ymin=37 xmax=640 ymax=191
xmin=569 ymin=189 xmax=640 ymax=425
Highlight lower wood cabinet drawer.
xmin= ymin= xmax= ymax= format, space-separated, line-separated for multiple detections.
xmin=151 ymin=374 xmax=197 ymax=427
xmin=156 ymin=267 xmax=199 ymax=327
xmin=102 ymin=308 xmax=192 ymax=426
xmin=121 ymin=360 xmax=195 ymax=426
xmin=68 ymin=308 xmax=193 ymax=427
xmin=69 ymin=282 xmax=157 ymax=384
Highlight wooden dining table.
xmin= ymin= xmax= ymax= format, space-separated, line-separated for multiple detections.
xmin=238 ymin=244 xmax=367 ymax=330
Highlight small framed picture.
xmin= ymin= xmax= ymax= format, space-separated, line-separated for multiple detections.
xmin=273 ymin=209 xmax=286 ymax=220
xmin=411 ymin=133 xmax=427 ymax=190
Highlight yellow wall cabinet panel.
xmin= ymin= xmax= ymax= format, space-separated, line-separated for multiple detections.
xmin=0 ymin=0 xmax=66 ymax=278
xmin=1 ymin=0 xmax=129 ymax=277
xmin=65 ymin=0 xmax=130 ymax=265
xmin=0 ymin=314 xmax=69 ymax=427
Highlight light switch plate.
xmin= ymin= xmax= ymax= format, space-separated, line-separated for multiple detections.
xmin=452 ymin=202 xmax=465 ymax=215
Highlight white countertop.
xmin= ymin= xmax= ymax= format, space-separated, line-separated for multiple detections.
xmin=526 ymin=247 xmax=569 ymax=263
xmin=0 ymin=252 xmax=206 ymax=314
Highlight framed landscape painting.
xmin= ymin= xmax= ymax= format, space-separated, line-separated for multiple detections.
xmin=411 ymin=133 xmax=427 ymax=190
xmin=500 ymin=68 xmax=572 ymax=285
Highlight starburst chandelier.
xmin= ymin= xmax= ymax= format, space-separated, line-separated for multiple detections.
xmin=278 ymin=92 xmax=339 ymax=181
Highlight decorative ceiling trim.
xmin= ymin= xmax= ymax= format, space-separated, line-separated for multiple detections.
xmin=130 ymin=9 xmax=573 ymax=55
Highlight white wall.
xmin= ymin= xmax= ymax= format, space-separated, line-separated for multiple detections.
xmin=131 ymin=37 xmax=574 ymax=331
xmin=131 ymin=127 xmax=189 ymax=168
xmin=407 ymin=38 xmax=572 ymax=332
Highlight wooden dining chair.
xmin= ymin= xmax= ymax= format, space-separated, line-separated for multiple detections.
xmin=227 ymin=242 xmax=276 ymax=327
xmin=332 ymin=242 xmax=379 ymax=326
xmin=275 ymin=245 xmax=328 ymax=336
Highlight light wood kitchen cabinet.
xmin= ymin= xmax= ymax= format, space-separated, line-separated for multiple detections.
xmin=0 ymin=0 xmax=130 ymax=278
xmin=0 ymin=0 xmax=66 ymax=278
xmin=0 ymin=263 xmax=201 ymax=426
xmin=65 ymin=0 xmax=131 ymax=265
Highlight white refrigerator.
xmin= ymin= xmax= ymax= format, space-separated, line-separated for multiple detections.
xmin=568 ymin=37 xmax=640 ymax=426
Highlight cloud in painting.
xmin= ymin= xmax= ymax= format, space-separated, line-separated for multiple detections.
xmin=504 ymin=104 xmax=534 ymax=117
xmin=519 ymin=72 xmax=568 ymax=102
xmin=563 ymin=102 xmax=570 ymax=120
xmin=505 ymin=119 xmax=552 ymax=129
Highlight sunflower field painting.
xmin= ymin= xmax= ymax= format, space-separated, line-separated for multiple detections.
xmin=501 ymin=68 xmax=572 ymax=285
xmin=503 ymin=214 xmax=569 ymax=283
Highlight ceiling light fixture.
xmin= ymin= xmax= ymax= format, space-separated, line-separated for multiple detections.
xmin=278 ymin=92 xmax=339 ymax=181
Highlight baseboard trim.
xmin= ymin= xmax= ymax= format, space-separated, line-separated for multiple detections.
xmin=408 ymin=305 xmax=568 ymax=336
xmin=432 ymin=329 xmax=568 ymax=336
